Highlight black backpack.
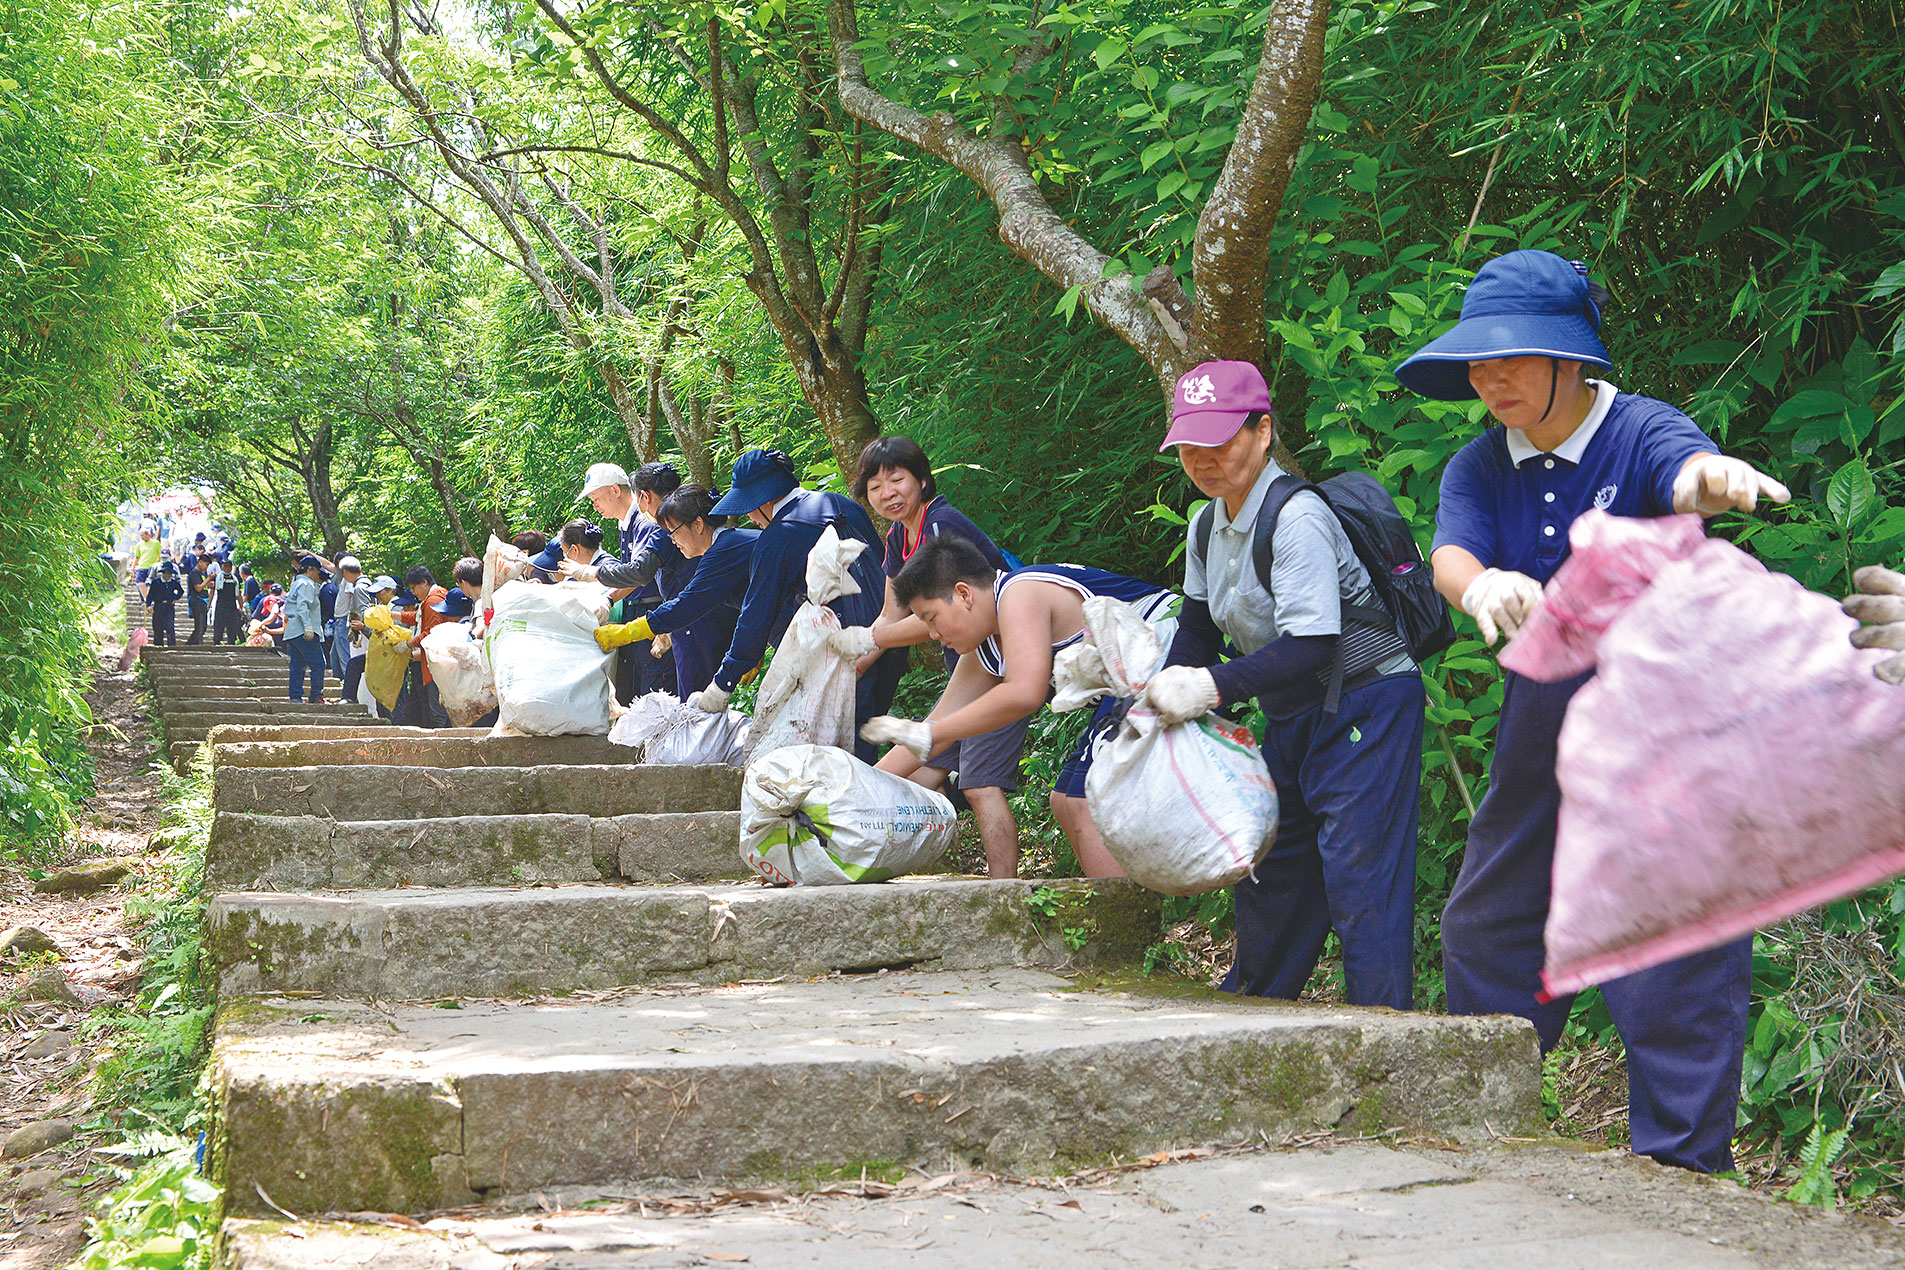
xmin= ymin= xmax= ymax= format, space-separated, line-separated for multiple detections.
xmin=1194 ymin=471 xmax=1455 ymax=711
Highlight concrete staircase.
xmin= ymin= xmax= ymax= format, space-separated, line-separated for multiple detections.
xmin=119 ymin=576 xmax=1551 ymax=1259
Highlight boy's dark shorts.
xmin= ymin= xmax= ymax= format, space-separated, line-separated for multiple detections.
xmin=924 ymin=709 xmax=1035 ymax=792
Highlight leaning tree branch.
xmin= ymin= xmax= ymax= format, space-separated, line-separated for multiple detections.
xmin=830 ymin=0 xmax=1172 ymax=380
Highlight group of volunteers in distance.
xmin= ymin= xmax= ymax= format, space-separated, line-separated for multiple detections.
xmin=186 ymin=247 xmax=1905 ymax=1180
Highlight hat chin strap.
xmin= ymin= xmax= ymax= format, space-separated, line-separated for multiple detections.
xmin=1537 ymin=357 xmax=1560 ymax=424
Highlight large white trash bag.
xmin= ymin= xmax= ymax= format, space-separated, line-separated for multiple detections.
xmin=484 ymin=579 xmax=615 ymax=736
xmin=745 ymin=526 xmax=867 ymax=761
xmin=740 ymin=744 xmax=958 ymax=885
xmin=1054 ymin=596 xmax=1278 ymax=895
xmin=610 ymin=691 xmax=750 ymax=765
xmin=475 ymin=534 xmax=534 ymax=637
xmin=421 ymin=620 xmax=497 ymax=728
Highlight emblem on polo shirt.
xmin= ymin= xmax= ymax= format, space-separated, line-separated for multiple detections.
xmin=1181 ymin=374 xmax=1217 ymax=405
xmin=1593 ymin=484 xmax=1618 ymax=509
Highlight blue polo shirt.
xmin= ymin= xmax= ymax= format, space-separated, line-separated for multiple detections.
xmin=1432 ymin=383 xmax=1715 ymax=585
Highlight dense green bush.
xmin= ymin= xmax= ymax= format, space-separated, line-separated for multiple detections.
xmin=0 ymin=0 xmax=192 ymax=851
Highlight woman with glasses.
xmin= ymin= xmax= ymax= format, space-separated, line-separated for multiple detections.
xmin=593 ymin=484 xmax=761 ymax=696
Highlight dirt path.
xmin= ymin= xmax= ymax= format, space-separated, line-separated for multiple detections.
xmin=1 ymin=647 xmax=164 ymax=1269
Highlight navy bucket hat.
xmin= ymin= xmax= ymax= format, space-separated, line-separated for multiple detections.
xmin=710 ymin=449 xmax=800 ymax=517
xmin=1395 ymin=250 xmax=1613 ymax=401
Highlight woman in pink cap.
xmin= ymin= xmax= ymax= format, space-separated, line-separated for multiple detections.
xmin=1145 ymin=361 xmax=1425 ymax=1010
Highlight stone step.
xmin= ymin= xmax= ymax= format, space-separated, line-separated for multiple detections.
xmin=167 ymin=727 xmax=483 ymax=770
xmin=152 ymin=683 xmax=341 ymax=698
xmin=206 ymin=877 xmax=1160 ymax=1000
xmin=205 ymin=725 xmax=490 ymax=748
xmin=215 ymin=762 xmax=744 ymax=819
xmin=155 ymin=704 xmax=351 ymax=723
xmin=163 ymin=714 xmax=371 ymax=739
xmin=159 ymin=700 xmax=354 ymax=718
xmin=143 ymin=648 xmax=283 ymax=661
xmin=215 ymin=735 xmax=647 ymax=770
xmin=204 ymin=810 xmax=745 ymax=891
xmin=211 ymin=968 xmax=1539 ymax=1215
xmin=216 ymin=1136 xmax=1905 ymax=1268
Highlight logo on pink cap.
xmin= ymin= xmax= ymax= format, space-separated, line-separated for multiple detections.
xmin=1162 ymin=360 xmax=1272 ymax=450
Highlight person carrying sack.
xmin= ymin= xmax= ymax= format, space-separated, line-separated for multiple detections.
xmin=1145 ymin=361 xmax=1429 ymax=1010
xmin=694 ymin=451 xmax=886 ymax=742
xmin=1396 ymin=248 xmax=1790 ymax=1173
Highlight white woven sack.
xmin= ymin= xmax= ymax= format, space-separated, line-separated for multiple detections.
xmin=610 ymin=691 xmax=749 ymax=765
xmin=1057 ymin=596 xmax=1278 ymax=895
xmin=739 ymin=744 xmax=957 ymax=885
xmin=485 ymin=580 xmax=615 ymax=736
xmin=745 ymin=527 xmax=866 ymax=761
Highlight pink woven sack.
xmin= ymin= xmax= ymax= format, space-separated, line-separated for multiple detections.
xmin=1501 ymin=511 xmax=1905 ymax=997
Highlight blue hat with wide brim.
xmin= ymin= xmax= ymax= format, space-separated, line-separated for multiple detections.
xmin=528 ymin=544 xmax=564 ymax=572
xmin=1395 ymin=250 xmax=1613 ymax=401
xmin=431 ymin=587 xmax=474 ymax=617
xmin=710 ymin=449 xmax=799 ymax=517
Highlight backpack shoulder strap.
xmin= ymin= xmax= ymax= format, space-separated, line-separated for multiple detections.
xmin=1191 ymin=501 xmax=1214 ymax=572
xmin=1248 ymin=474 xmax=1317 ymax=590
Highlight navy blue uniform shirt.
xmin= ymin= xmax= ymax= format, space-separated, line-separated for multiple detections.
xmin=716 ymin=491 xmax=884 ymax=691
xmin=619 ymin=511 xmax=667 ymax=602
xmin=1432 ymin=386 xmax=1715 ymax=585
xmin=648 ymin=527 xmax=761 ymax=636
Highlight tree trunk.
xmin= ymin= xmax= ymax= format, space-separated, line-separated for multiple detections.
xmin=427 ymin=458 xmax=475 ymax=558
xmin=832 ymin=0 xmax=1330 ymax=455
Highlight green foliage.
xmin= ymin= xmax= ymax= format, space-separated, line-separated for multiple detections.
xmin=89 ymin=752 xmax=217 ymax=1127
xmin=76 ymin=1133 xmax=219 ymax=1270
xmin=76 ymin=752 xmax=219 ymax=1267
xmin=0 ymin=0 xmax=194 ymax=853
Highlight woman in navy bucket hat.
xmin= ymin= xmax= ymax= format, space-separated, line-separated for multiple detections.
xmin=1402 ymin=249 xmax=1789 ymax=1174
xmin=693 ymin=449 xmax=886 ymax=748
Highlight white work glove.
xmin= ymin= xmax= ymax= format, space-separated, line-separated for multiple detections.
xmin=1844 ymin=565 xmax=1905 ymax=685
xmin=1671 ymin=454 xmax=1792 ymax=517
xmin=557 ymin=560 xmax=598 ymax=583
xmin=692 ymin=683 xmax=732 ymax=713
xmin=1462 ymin=568 xmax=1546 ymax=646
xmin=861 ymin=715 xmax=933 ymax=762
xmin=1142 ymin=665 xmax=1220 ymax=726
xmin=826 ymin=625 xmax=881 ymax=661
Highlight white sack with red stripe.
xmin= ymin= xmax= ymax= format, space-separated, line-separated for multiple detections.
xmin=1501 ymin=511 xmax=1905 ymax=997
xmin=1054 ymin=597 xmax=1278 ymax=896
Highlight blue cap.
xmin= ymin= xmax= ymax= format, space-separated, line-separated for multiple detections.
xmin=1394 ymin=250 xmax=1613 ymax=401
xmin=296 ymin=554 xmax=330 ymax=576
xmin=528 ymin=544 xmax=564 ymax=572
xmin=709 ymin=449 xmax=799 ymax=517
xmin=431 ymin=587 xmax=474 ymax=617
xmin=393 ymin=591 xmax=419 ymax=608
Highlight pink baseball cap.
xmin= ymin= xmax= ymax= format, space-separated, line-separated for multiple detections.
xmin=1161 ymin=360 xmax=1272 ymax=449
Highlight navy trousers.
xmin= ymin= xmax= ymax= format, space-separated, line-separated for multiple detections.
xmin=287 ymin=635 xmax=325 ymax=701
xmin=1442 ymin=669 xmax=1750 ymax=1174
xmin=1224 ymin=672 xmax=1425 ymax=1011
